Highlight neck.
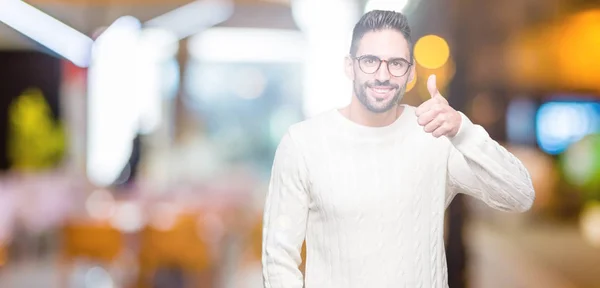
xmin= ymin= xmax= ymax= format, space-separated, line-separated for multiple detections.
xmin=341 ymin=97 xmax=404 ymax=127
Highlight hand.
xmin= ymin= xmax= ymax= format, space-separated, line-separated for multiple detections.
xmin=415 ymin=74 xmax=462 ymax=138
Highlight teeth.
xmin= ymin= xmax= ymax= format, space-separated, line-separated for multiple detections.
xmin=373 ymin=88 xmax=391 ymax=93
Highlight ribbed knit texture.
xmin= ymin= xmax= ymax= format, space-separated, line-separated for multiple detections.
xmin=262 ymin=105 xmax=535 ymax=288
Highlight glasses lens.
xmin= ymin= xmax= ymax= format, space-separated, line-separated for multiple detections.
xmin=358 ymin=56 xmax=381 ymax=74
xmin=388 ymin=59 xmax=410 ymax=77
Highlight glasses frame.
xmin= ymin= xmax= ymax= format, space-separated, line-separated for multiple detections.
xmin=351 ymin=54 xmax=413 ymax=77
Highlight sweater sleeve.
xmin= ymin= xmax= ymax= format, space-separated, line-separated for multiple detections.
xmin=262 ymin=131 xmax=310 ymax=288
xmin=445 ymin=112 xmax=535 ymax=212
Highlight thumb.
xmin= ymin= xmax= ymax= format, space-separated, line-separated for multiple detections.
xmin=427 ymin=74 xmax=438 ymax=98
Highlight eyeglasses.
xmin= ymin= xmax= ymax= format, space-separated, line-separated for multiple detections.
xmin=351 ymin=55 xmax=412 ymax=77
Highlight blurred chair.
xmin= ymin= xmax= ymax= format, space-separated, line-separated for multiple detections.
xmin=136 ymin=212 xmax=213 ymax=288
xmin=59 ymin=220 xmax=124 ymax=287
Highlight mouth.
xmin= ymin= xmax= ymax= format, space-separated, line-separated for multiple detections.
xmin=368 ymin=86 xmax=396 ymax=100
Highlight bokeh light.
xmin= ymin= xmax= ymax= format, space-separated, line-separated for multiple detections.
xmin=405 ymin=71 xmax=417 ymax=93
xmin=580 ymin=201 xmax=600 ymax=248
xmin=506 ymin=9 xmax=600 ymax=92
xmin=556 ymin=9 xmax=600 ymax=91
xmin=414 ymin=35 xmax=450 ymax=70
xmin=536 ymin=101 xmax=600 ymax=155
xmin=364 ymin=0 xmax=410 ymax=13
xmin=415 ymin=57 xmax=455 ymax=101
xmin=561 ymin=134 xmax=600 ymax=196
xmin=1 ymin=1 xmax=599 ymax=287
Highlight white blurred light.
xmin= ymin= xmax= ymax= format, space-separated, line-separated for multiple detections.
xmin=0 ymin=0 xmax=93 ymax=67
xmin=145 ymin=0 xmax=234 ymax=40
xmin=85 ymin=189 xmax=116 ymax=220
xmin=138 ymin=28 xmax=179 ymax=62
xmin=232 ymin=67 xmax=268 ymax=99
xmin=136 ymin=28 xmax=178 ymax=134
xmin=110 ymin=202 xmax=144 ymax=233
xmin=291 ymin=0 xmax=357 ymax=33
xmin=364 ymin=0 xmax=410 ymax=13
xmin=87 ymin=16 xmax=142 ymax=187
xmin=84 ymin=266 xmax=114 ymax=288
xmin=150 ymin=202 xmax=180 ymax=231
xmin=188 ymin=28 xmax=306 ymax=63
xmin=88 ymin=18 xmax=175 ymax=186
xmin=291 ymin=0 xmax=358 ymax=117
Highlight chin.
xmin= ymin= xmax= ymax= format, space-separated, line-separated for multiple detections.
xmin=364 ymin=101 xmax=397 ymax=113
xmin=355 ymin=85 xmax=404 ymax=114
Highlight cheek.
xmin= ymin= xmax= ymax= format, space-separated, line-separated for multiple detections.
xmin=394 ymin=75 xmax=410 ymax=86
xmin=353 ymin=70 xmax=371 ymax=84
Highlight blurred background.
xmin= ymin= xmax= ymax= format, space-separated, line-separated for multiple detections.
xmin=0 ymin=0 xmax=599 ymax=287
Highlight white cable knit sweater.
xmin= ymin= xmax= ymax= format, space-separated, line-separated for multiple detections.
xmin=262 ymin=105 xmax=535 ymax=288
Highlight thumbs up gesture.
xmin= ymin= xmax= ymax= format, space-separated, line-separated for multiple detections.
xmin=415 ymin=74 xmax=462 ymax=138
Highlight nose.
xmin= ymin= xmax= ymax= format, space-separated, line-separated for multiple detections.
xmin=375 ymin=60 xmax=391 ymax=82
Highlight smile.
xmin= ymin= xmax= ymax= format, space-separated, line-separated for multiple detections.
xmin=369 ymin=86 xmax=395 ymax=98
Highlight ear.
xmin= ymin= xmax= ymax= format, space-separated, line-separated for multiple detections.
xmin=344 ymin=55 xmax=355 ymax=80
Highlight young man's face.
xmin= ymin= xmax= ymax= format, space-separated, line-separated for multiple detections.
xmin=346 ymin=29 xmax=414 ymax=113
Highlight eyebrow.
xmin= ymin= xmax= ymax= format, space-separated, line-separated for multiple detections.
xmin=359 ymin=54 xmax=410 ymax=62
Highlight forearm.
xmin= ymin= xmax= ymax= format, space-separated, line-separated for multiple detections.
xmin=448 ymin=113 xmax=535 ymax=212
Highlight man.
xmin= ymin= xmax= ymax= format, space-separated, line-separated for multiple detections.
xmin=262 ymin=10 xmax=535 ymax=288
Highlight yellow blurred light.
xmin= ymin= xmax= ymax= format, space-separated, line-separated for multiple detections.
xmin=505 ymin=28 xmax=553 ymax=89
xmin=8 ymin=88 xmax=66 ymax=171
xmin=580 ymin=201 xmax=600 ymax=248
xmin=414 ymin=35 xmax=450 ymax=70
xmin=416 ymin=57 xmax=455 ymax=101
xmin=506 ymin=9 xmax=600 ymax=92
xmin=556 ymin=9 xmax=600 ymax=91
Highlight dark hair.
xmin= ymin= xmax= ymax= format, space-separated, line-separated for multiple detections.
xmin=349 ymin=10 xmax=413 ymax=60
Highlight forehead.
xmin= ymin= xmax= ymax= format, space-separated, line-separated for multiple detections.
xmin=356 ymin=29 xmax=410 ymax=59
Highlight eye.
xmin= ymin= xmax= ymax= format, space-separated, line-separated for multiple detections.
xmin=364 ymin=57 xmax=377 ymax=64
xmin=360 ymin=56 xmax=380 ymax=66
xmin=390 ymin=60 xmax=406 ymax=68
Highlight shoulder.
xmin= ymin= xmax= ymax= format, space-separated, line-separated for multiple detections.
xmin=286 ymin=110 xmax=336 ymax=143
xmin=273 ymin=112 xmax=335 ymax=174
xmin=273 ymin=110 xmax=337 ymax=165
